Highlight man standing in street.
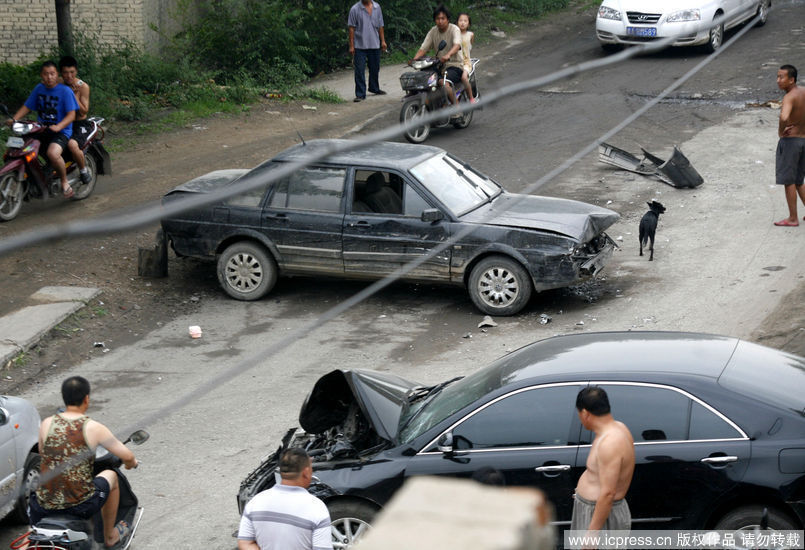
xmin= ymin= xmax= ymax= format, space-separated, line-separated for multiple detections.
xmin=238 ymin=448 xmax=333 ymax=550
xmin=572 ymin=387 xmax=635 ymax=543
xmin=773 ymin=64 xmax=805 ymax=227
xmin=348 ymin=0 xmax=387 ymax=103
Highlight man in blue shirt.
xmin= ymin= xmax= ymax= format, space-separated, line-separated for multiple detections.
xmin=348 ymin=0 xmax=387 ymax=102
xmin=7 ymin=60 xmax=79 ymax=198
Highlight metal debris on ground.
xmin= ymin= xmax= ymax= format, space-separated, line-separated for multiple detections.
xmin=539 ymin=313 xmax=552 ymax=325
xmin=598 ymin=142 xmax=703 ymax=188
xmin=478 ymin=315 xmax=498 ymax=328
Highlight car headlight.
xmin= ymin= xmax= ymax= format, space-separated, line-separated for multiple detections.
xmin=666 ymin=9 xmax=700 ymax=22
xmin=598 ymin=5 xmax=622 ymax=20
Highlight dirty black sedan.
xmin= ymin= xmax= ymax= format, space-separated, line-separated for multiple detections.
xmin=161 ymin=139 xmax=618 ymax=315
xmin=237 ymin=332 xmax=805 ymax=548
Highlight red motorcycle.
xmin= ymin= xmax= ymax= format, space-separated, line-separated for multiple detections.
xmin=0 ymin=103 xmax=111 ymax=221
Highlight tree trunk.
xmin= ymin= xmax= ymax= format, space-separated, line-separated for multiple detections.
xmin=55 ymin=0 xmax=74 ymax=55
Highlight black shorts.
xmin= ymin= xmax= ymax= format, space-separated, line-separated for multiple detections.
xmin=445 ymin=66 xmax=464 ymax=87
xmin=29 ymin=476 xmax=111 ymax=525
xmin=776 ymin=137 xmax=805 ymax=186
xmin=71 ymin=120 xmax=94 ymax=149
xmin=38 ymin=130 xmax=70 ymax=152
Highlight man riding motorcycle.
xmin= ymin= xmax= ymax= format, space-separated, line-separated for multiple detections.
xmin=411 ymin=4 xmax=463 ymax=110
xmin=30 ymin=376 xmax=138 ymax=548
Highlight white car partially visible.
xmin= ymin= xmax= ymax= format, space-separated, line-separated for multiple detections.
xmin=595 ymin=0 xmax=769 ymax=52
xmin=0 ymin=395 xmax=40 ymax=523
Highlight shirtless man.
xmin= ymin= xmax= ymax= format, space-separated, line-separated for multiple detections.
xmin=572 ymin=387 xmax=635 ymax=540
xmin=59 ymin=56 xmax=92 ymax=186
xmin=773 ymin=64 xmax=805 ymax=227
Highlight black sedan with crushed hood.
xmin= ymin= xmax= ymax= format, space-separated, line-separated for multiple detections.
xmin=237 ymin=332 xmax=805 ymax=548
xmin=161 ymin=139 xmax=618 ymax=315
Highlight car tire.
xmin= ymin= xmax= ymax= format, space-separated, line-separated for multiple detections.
xmin=400 ymin=98 xmax=430 ymax=143
xmin=72 ymin=152 xmax=97 ymax=201
xmin=714 ymin=505 xmax=799 ymax=531
xmin=0 ymin=173 xmax=24 ymax=222
xmin=328 ymin=500 xmax=377 ymax=549
xmin=452 ymin=90 xmax=473 ymax=129
xmin=216 ymin=241 xmax=278 ymax=301
xmin=705 ymin=17 xmax=724 ymax=53
xmin=12 ymin=452 xmax=40 ymax=524
xmin=468 ymin=255 xmax=533 ymax=316
xmin=755 ymin=0 xmax=770 ymax=26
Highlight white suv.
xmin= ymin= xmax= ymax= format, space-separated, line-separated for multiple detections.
xmin=595 ymin=0 xmax=769 ymax=52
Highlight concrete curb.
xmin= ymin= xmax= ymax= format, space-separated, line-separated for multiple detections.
xmin=0 ymin=286 xmax=100 ymax=367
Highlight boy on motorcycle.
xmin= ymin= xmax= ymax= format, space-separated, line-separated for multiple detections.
xmin=411 ymin=4 xmax=463 ymax=109
xmin=4 ymin=61 xmax=79 ymax=198
xmin=59 ymin=56 xmax=92 ymax=186
xmin=30 ymin=376 xmax=138 ymax=548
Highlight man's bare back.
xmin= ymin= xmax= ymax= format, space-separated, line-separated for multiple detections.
xmin=778 ymin=69 xmax=805 ymax=138
xmin=576 ymin=420 xmax=635 ymax=502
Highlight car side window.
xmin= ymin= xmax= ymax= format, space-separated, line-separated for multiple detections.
xmin=403 ymin=183 xmax=432 ymax=217
xmin=352 ymin=170 xmax=402 ymax=215
xmin=226 ymin=184 xmax=270 ymax=208
xmin=452 ymin=385 xmax=580 ymax=450
xmin=592 ymin=385 xmax=689 ymax=443
xmin=689 ymin=401 xmax=742 ymax=440
xmin=269 ymin=167 xmax=345 ymax=212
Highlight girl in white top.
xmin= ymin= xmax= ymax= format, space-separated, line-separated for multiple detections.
xmin=457 ymin=13 xmax=476 ymax=103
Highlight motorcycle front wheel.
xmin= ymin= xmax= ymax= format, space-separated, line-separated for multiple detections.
xmin=400 ymin=98 xmax=430 ymax=143
xmin=0 ymin=173 xmax=23 ymax=221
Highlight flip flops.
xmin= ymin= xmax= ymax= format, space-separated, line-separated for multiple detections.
xmin=63 ymin=185 xmax=75 ymax=199
xmin=773 ymin=219 xmax=799 ymax=226
xmin=106 ymin=520 xmax=131 ymax=549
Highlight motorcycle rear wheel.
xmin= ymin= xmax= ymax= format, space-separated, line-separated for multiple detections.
xmin=72 ymin=152 xmax=97 ymax=201
xmin=452 ymin=90 xmax=473 ymax=129
xmin=400 ymin=99 xmax=430 ymax=143
xmin=0 ymin=173 xmax=23 ymax=221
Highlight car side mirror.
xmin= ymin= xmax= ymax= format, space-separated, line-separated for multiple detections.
xmin=421 ymin=209 xmax=444 ymax=223
xmin=127 ymin=430 xmax=150 ymax=445
xmin=437 ymin=39 xmax=447 ymax=53
xmin=437 ymin=431 xmax=453 ymax=453
xmin=0 ymin=407 xmax=8 ymax=426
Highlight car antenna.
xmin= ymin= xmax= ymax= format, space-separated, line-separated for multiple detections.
xmin=296 ymin=130 xmax=306 ymax=146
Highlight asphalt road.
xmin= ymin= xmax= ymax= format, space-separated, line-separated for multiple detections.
xmin=1 ymin=1 xmax=804 ymax=547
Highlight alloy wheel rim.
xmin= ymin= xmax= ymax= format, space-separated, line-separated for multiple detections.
xmin=331 ymin=517 xmax=370 ymax=549
xmin=406 ymin=104 xmax=427 ymax=140
xmin=225 ymin=252 xmax=263 ymax=292
xmin=478 ymin=266 xmax=519 ymax=307
xmin=0 ymin=176 xmax=20 ymax=215
xmin=710 ymin=25 xmax=723 ymax=50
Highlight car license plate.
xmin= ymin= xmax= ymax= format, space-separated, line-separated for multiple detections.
xmin=6 ymin=137 xmax=24 ymax=148
xmin=627 ymin=26 xmax=657 ymax=37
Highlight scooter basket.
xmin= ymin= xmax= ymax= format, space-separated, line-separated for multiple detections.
xmin=400 ymin=71 xmax=434 ymax=91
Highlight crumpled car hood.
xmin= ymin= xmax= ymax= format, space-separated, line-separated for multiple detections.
xmin=165 ymin=169 xmax=249 ymax=195
xmin=299 ymin=369 xmax=421 ymax=443
xmin=464 ymin=193 xmax=620 ymax=242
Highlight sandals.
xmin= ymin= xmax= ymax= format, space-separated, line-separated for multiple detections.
xmin=105 ymin=520 xmax=131 ymax=548
xmin=63 ymin=185 xmax=75 ymax=199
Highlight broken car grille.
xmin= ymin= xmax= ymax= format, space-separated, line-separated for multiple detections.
xmin=626 ymin=11 xmax=661 ymax=24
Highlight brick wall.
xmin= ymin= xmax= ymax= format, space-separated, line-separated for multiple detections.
xmin=0 ymin=0 xmax=189 ymax=66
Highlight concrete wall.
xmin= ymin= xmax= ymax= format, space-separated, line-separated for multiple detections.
xmin=0 ymin=0 xmax=189 ymax=66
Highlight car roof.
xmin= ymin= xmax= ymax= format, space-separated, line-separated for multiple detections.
xmin=485 ymin=331 xmax=740 ymax=388
xmin=271 ymin=139 xmax=444 ymax=171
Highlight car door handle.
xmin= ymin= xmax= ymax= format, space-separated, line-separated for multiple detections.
xmin=700 ymin=456 xmax=738 ymax=464
xmin=534 ymin=465 xmax=571 ymax=472
xmin=347 ymin=221 xmax=371 ymax=228
xmin=264 ymin=213 xmax=288 ymax=221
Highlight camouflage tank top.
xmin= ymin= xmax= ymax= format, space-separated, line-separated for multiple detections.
xmin=36 ymin=414 xmax=95 ymax=510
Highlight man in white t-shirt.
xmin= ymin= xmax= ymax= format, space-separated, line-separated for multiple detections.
xmin=238 ymin=448 xmax=333 ymax=550
xmin=412 ymin=4 xmax=462 ymax=107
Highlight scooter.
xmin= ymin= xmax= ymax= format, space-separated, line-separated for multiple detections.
xmin=399 ymin=40 xmax=479 ymax=143
xmin=11 ymin=430 xmax=149 ymax=550
xmin=0 ymin=103 xmax=111 ymax=222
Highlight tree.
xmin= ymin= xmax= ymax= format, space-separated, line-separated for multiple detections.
xmin=55 ymin=0 xmax=74 ymax=55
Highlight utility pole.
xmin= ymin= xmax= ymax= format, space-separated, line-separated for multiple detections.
xmin=55 ymin=0 xmax=74 ymax=55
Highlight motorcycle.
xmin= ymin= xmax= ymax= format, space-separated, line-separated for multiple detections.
xmin=0 ymin=103 xmax=111 ymax=222
xmin=399 ymin=40 xmax=479 ymax=143
xmin=11 ymin=430 xmax=149 ymax=550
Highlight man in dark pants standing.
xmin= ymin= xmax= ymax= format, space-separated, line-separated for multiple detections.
xmin=348 ymin=0 xmax=387 ymax=102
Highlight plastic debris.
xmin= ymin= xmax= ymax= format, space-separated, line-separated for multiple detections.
xmin=462 ymin=332 xmax=472 ymax=339
xmin=576 ymin=321 xmax=585 ymax=326
xmin=598 ymin=142 xmax=703 ymax=188
xmin=302 ymin=105 xmax=317 ymax=110
xmin=189 ymin=326 xmax=202 ymax=339
xmin=93 ymin=342 xmax=105 ymax=348
xmin=478 ymin=316 xmax=498 ymax=328
xmin=539 ymin=313 xmax=552 ymax=325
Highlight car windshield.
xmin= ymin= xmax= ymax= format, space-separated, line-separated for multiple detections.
xmin=398 ymin=365 xmax=502 ymax=445
xmin=409 ymin=153 xmax=502 ymax=216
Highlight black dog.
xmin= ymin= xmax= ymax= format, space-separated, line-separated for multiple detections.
xmin=639 ymin=200 xmax=666 ymax=261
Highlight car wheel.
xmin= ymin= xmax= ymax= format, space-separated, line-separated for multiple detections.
xmin=0 ymin=173 xmax=24 ymax=222
xmin=705 ymin=17 xmax=724 ymax=52
xmin=755 ymin=0 xmax=770 ymax=26
xmin=468 ymin=255 xmax=533 ymax=316
xmin=714 ymin=505 xmax=799 ymax=531
xmin=329 ymin=500 xmax=377 ymax=549
xmin=452 ymin=90 xmax=473 ymax=129
xmin=400 ymin=98 xmax=430 ymax=143
xmin=72 ymin=152 xmax=97 ymax=201
xmin=216 ymin=241 xmax=278 ymax=301
xmin=12 ymin=452 xmax=40 ymax=523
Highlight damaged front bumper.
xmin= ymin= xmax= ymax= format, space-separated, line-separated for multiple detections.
xmin=575 ymin=233 xmax=617 ymax=278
